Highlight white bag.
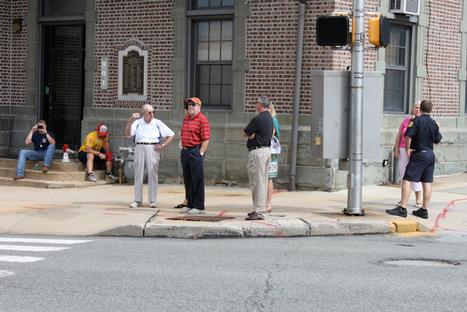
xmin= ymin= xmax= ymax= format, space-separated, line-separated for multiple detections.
xmin=270 ymin=136 xmax=281 ymax=154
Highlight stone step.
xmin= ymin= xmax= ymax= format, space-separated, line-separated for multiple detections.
xmin=0 ymin=176 xmax=109 ymax=188
xmin=0 ymin=158 xmax=84 ymax=172
xmin=0 ymin=167 xmax=107 ymax=182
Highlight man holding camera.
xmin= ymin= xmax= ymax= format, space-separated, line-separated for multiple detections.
xmin=14 ymin=120 xmax=56 ymax=180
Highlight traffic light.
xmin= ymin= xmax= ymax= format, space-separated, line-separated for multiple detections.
xmin=368 ymin=15 xmax=391 ymax=47
xmin=316 ymin=16 xmax=350 ymax=46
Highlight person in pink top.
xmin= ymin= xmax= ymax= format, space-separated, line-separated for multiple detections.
xmin=393 ymin=102 xmax=423 ymax=207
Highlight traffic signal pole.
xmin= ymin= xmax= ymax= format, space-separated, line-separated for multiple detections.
xmin=344 ymin=0 xmax=365 ymax=216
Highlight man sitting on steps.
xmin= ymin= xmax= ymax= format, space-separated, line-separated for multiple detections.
xmin=78 ymin=123 xmax=116 ymax=182
xmin=14 ymin=120 xmax=56 ymax=180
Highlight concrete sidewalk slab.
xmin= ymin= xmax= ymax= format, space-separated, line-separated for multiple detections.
xmin=0 ymin=173 xmax=466 ymax=238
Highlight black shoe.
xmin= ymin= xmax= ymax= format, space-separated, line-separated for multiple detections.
xmin=412 ymin=208 xmax=428 ymax=219
xmin=386 ymin=206 xmax=407 ymax=217
xmin=245 ymin=212 xmax=265 ymax=221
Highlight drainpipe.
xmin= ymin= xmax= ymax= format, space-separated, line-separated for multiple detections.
xmin=289 ymin=0 xmax=306 ymax=191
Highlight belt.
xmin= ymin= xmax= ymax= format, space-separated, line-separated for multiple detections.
xmin=248 ymin=145 xmax=268 ymax=151
xmin=182 ymin=145 xmax=201 ymax=150
xmin=136 ymin=142 xmax=158 ymax=145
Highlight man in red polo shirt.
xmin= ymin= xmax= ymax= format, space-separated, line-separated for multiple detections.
xmin=179 ymin=97 xmax=211 ymax=214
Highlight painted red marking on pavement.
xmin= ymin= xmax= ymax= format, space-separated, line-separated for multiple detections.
xmin=431 ymin=197 xmax=467 ymax=233
xmin=218 ymin=210 xmax=229 ymax=217
xmin=254 ymin=220 xmax=285 ymax=237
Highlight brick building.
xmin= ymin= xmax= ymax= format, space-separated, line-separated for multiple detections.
xmin=1 ymin=0 xmax=466 ymax=190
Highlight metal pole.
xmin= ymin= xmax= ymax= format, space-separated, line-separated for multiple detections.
xmin=344 ymin=0 xmax=365 ymax=215
xmin=289 ymin=0 xmax=306 ymax=191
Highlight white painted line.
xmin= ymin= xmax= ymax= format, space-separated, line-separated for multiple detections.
xmin=0 ymin=245 xmax=70 ymax=252
xmin=0 ymin=270 xmax=14 ymax=278
xmin=0 ymin=256 xmax=43 ymax=263
xmin=0 ymin=238 xmax=91 ymax=245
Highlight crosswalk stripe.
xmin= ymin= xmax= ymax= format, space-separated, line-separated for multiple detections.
xmin=0 ymin=245 xmax=70 ymax=252
xmin=0 ymin=255 xmax=43 ymax=263
xmin=0 ymin=238 xmax=91 ymax=245
xmin=0 ymin=270 xmax=15 ymax=277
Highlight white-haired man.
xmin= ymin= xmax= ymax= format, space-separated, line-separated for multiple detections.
xmin=125 ymin=104 xmax=174 ymax=208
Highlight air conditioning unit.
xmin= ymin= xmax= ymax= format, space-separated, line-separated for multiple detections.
xmin=390 ymin=0 xmax=420 ymax=15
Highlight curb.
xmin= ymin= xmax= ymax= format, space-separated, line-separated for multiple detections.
xmin=95 ymin=219 xmax=426 ymax=239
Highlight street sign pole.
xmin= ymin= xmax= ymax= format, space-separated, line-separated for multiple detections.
xmin=344 ymin=0 xmax=365 ymax=216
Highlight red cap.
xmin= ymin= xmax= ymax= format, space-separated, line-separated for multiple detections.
xmin=187 ymin=97 xmax=202 ymax=106
xmin=96 ymin=123 xmax=108 ymax=137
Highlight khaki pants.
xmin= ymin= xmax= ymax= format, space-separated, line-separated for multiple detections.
xmin=134 ymin=144 xmax=160 ymax=203
xmin=247 ymin=147 xmax=271 ymax=212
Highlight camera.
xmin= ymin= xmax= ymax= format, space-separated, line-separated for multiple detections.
xmin=37 ymin=125 xmax=43 ymax=129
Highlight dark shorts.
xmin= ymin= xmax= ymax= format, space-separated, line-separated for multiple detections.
xmin=78 ymin=150 xmax=107 ymax=169
xmin=403 ymin=150 xmax=435 ymax=183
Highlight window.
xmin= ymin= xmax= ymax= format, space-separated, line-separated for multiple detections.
xmin=189 ymin=2 xmax=234 ymax=109
xmin=118 ymin=46 xmax=148 ymax=101
xmin=192 ymin=0 xmax=234 ymax=9
xmin=384 ymin=24 xmax=412 ymax=113
xmin=41 ymin=0 xmax=86 ymax=17
xmin=123 ymin=51 xmax=144 ymax=95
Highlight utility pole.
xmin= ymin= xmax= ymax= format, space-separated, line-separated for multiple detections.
xmin=344 ymin=0 xmax=365 ymax=216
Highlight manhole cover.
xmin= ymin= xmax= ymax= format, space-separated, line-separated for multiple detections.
xmin=167 ymin=216 xmax=235 ymax=222
xmin=382 ymin=258 xmax=461 ymax=267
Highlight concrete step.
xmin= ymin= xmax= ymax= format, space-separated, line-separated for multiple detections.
xmin=0 ymin=158 xmax=84 ymax=172
xmin=0 ymin=176 xmax=109 ymax=188
xmin=0 ymin=167 xmax=107 ymax=182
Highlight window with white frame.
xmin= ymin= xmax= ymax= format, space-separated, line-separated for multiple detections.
xmin=384 ymin=24 xmax=412 ymax=113
xmin=118 ymin=46 xmax=148 ymax=101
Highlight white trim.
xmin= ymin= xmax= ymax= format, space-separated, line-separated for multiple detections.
xmin=118 ymin=45 xmax=148 ymax=101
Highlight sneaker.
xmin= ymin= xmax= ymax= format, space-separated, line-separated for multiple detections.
xmin=412 ymin=208 xmax=428 ymax=219
xmin=187 ymin=208 xmax=205 ymax=215
xmin=105 ymin=172 xmax=117 ymax=182
xmin=245 ymin=211 xmax=265 ymax=221
xmin=14 ymin=175 xmax=24 ymax=180
xmin=180 ymin=207 xmax=192 ymax=213
xmin=129 ymin=202 xmax=141 ymax=208
xmin=149 ymin=202 xmax=157 ymax=208
xmin=42 ymin=166 xmax=49 ymax=173
xmin=386 ymin=206 xmax=407 ymax=217
xmin=87 ymin=173 xmax=97 ymax=182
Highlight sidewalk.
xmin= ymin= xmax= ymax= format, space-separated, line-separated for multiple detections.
xmin=0 ymin=173 xmax=466 ymax=239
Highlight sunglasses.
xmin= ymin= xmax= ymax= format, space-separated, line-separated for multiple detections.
xmin=147 ymin=111 xmax=154 ymax=114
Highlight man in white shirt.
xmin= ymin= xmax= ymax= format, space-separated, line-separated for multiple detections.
xmin=125 ymin=104 xmax=175 ymax=208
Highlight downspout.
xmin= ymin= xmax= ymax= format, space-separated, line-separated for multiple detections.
xmin=289 ymin=0 xmax=306 ymax=191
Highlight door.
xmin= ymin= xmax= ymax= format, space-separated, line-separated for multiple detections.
xmin=42 ymin=24 xmax=85 ymax=149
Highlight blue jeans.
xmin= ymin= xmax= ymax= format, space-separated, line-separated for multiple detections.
xmin=16 ymin=144 xmax=56 ymax=177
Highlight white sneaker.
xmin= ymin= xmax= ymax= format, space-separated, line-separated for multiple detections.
xmin=180 ymin=207 xmax=191 ymax=213
xmin=129 ymin=202 xmax=141 ymax=208
xmin=149 ymin=202 xmax=157 ymax=208
xmin=187 ymin=208 xmax=205 ymax=215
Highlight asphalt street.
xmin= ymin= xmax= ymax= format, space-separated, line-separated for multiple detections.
xmin=0 ymin=234 xmax=466 ymax=312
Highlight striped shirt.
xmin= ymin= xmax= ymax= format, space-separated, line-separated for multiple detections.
xmin=181 ymin=112 xmax=210 ymax=147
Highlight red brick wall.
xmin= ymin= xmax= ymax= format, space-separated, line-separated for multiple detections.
xmin=422 ymin=0 xmax=462 ymax=116
xmin=0 ymin=0 xmax=27 ymax=108
xmin=245 ymin=0 xmax=379 ymax=115
xmin=93 ymin=0 xmax=174 ymax=110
